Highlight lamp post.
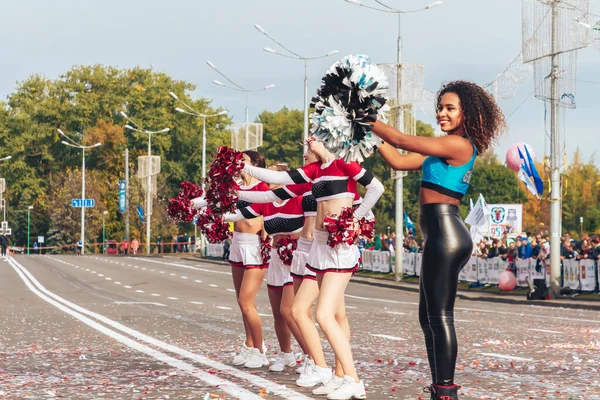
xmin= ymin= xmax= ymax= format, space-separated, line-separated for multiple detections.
xmin=345 ymin=0 xmax=442 ymax=281
xmin=27 ymin=205 xmax=33 ymax=254
xmin=254 ymin=24 xmax=339 ymax=157
xmin=58 ymin=129 xmax=102 ymax=256
xmin=120 ymin=112 xmax=170 ymax=256
xmin=0 ymin=155 xmax=11 ymax=225
xmin=206 ymin=61 xmax=274 ymax=150
xmin=102 ymin=210 xmax=109 ymax=254
xmin=170 ymin=93 xmax=227 ymax=189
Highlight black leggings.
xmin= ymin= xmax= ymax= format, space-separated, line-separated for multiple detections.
xmin=418 ymin=203 xmax=472 ymax=385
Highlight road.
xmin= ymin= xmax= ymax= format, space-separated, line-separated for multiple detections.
xmin=1 ymin=255 xmax=599 ymax=399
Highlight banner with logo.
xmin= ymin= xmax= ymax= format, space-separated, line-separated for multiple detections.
xmin=487 ymin=204 xmax=523 ymax=238
xmin=515 ymin=259 xmax=530 ymax=287
xmin=563 ymin=258 xmax=580 ymax=290
xmin=579 ymin=259 xmax=596 ymax=291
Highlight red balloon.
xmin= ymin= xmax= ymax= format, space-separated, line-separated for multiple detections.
xmin=498 ymin=270 xmax=517 ymax=291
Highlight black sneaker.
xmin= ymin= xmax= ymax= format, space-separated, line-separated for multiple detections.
xmin=423 ymin=384 xmax=460 ymax=400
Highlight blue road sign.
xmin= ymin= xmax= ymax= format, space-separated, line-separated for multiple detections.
xmin=71 ymin=199 xmax=95 ymax=208
xmin=118 ymin=180 xmax=126 ymax=213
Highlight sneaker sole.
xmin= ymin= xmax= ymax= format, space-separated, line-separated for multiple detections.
xmin=296 ymin=380 xmax=322 ymax=388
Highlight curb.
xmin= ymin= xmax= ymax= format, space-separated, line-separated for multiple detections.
xmin=185 ymin=257 xmax=600 ymax=312
xmin=350 ymin=276 xmax=600 ymax=312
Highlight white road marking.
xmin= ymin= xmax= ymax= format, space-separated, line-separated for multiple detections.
xmin=151 ymin=294 xmax=161 ymax=297
xmin=135 ymin=290 xmax=145 ymax=293
xmin=216 ymin=306 xmax=232 ymax=310
xmin=369 ymin=333 xmax=407 ymax=341
xmin=227 ymin=289 xmax=235 ymax=292
xmin=9 ymin=257 xmax=311 ymax=399
xmin=479 ymin=352 xmax=533 ymax=362
xmin=195 ymin=280 xmax=203 ymax=283
xmin=114 ymin=301 xmax=166 ymax=307
xmin=114 ymin=282 xmax=121 ymax=285
xmin=167 ymin=297 xmax=179 ymax=300
xmin=181 ymin=276 xmax=188 ymax=279
xmin=210 ymin=284 xmax=218 ymax=288
xmin=526 ymin=328 xmax=563 ymax=334
xmin=8 ymin=258 xmax=262 ymax=399
xmin=131 ymin=258 xmax=231 ymax=276
xmin=385 ymin=311 xmax=407 ymax=315
xmin=124 ymin=285 xmax=132 ymax=289
xmin=190 ymin=301 xmax=204 ymax=305
xmin=105 ymin=277 xmax=112 ymax=281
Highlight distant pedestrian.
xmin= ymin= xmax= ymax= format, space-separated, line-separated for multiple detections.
xmin=131 ymin=238 xmax=139 ymax=255
xmin=121 ymin=239 xmax=129 ymax=255
xmin=0 ymin=234 xmax=8 ymax=257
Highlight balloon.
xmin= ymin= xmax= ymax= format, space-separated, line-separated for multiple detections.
xmin=498 ymin=270 xmax=517 ymax=291
xmin=506 ymin=142 xmax=536 ymax=172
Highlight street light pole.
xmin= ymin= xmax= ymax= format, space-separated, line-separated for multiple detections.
xmin=58 ymin=129 xmax=102 ymax=256
xmin=345 ymin=0 xmax=442 ymax=281
xmin=206 ymin=61 xmax=274 ymax=151
xmin=27 ymin=206 xmax=33 ymax=254
xmin=254 ymin=24 xmax=338 ymax=158
xmin=81 ymin=146 xmax=86 ymax=255
xmin=103 ymin=211 xmax=108 ymax=254
xmin=121 ymin=113 xmax=170 ymax=256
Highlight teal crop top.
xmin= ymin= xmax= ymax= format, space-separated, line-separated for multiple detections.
xmin=420 ymin=141 xmax=476 ymax=200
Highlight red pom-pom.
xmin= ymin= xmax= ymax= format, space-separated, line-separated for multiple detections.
xmin=205 ymin=146 xmax=244 ymax=214
xmin=357 ymin=217 xmax=376 ymax=241
xmin=260 ymin=234 xmax=272 ymax=265
xmin=323 ymin=208 xmax=376 ymax=248
xmin=196 ymin=208 xmax=231 ymax=243
xmin=167 ymin=181 xmax=204 ymax=222
xmin=276 ymin=236 xmax=298 ymax=266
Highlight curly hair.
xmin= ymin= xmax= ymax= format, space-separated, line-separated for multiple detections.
xmin=436 ymin=81 xmax=507 ymax=154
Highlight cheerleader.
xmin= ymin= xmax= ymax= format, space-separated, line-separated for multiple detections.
xmin=372 ymin=81 xmax=506 ymax=400
xmin=225 ymin=162 xmax=310 ymax=371
xmin=241 ymin=138 xmax=384 ymax=400
xmin=194 ymin=151 xmax=270 ymax=368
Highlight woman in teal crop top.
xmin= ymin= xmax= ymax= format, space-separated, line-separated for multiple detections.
xmin=371 ymin=81 xmax=507 ymax=400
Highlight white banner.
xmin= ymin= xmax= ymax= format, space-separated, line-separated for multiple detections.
xmin=515 ymin=258 xmax=530 ymax=287
xmin=206 ymin=244 xmax=224 ymax=258
xmin=563 ymin=259 xmax=580 ymax=290
xmin=403 ymin=252 xmax=416 ymax=276
xmin=487 ymin=204 xmax=523 ymax=238
xmin=373 ymin=251 xmax=391 ymax=273
xmin=477 ymin=258 xmax=489 ymax=284
xmin=361 ymin=250 xmax=373 ymax=271
xmin=579 ymin=259 xmax=596 ymax=291
xmin=415 ymin=253 xmax=422 ymax=277
xmin=487 ymin=257 xmax=503 ymax=285
xmin=464 ymin=257 xmax=478 ymax=282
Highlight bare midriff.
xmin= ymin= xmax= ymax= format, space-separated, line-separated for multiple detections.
xmin=234 ymin=218 xmax=264 ymax=235
xmin=300 ymin=216 xmax=316 ymax=240
xmin=315 ymin=196 xmax=354 ymax=232
xmin=419 ymin=187 xmax=461 ymax=207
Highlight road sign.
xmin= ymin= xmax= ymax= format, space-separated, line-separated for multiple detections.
xmin=38 ymin=236 xmax=45 ymax=244
xmin=118 ymin=180 xmax=126 ymax=213
xmin=71 ymin=199 xmax=95 ymax=208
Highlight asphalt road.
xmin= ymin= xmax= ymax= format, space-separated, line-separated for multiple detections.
xmin=1 ymin=255 xmax=599 ymax=399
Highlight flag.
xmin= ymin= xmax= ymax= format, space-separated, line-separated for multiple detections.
xmin=517 ymin=147 xmax=544 ymax=196
xmin=404 ymin=212 xmax=415 ymax=234
xmin=465 ymin=193 xmax=489 ymax=227
xmin=137 ymin=204 xmax=146 ymax=222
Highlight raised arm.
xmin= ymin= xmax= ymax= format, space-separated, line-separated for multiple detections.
xmin=377 ymin=142 xmax=427 ymax=171
xmin=243 ymin=162 xmax=318 ymax=185
xmin=342 ymin=162 xmax=384 ymax=219
xmin=238 ymin=183 xmax=310 ymax=204
xmin=372 ymin=120 xmax=472 ymax=159
xmin=223 ymin=204 xmax=263 ymax=222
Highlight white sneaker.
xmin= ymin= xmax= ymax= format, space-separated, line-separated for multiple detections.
xmin=326 ymin=375 xmax=366 ymax=400
xmin=297 ymin=357 xmax=313 ymax=374
xmin=243 ymin=348 xmax=269 ymax=368
xmin=296 ymin=365 xmax=332 ymax=387
xmin=269 ymin=352 xmax=297 ymax=372
xmin=232 ymin=343 xmax=252 ymax=366
xmin=313 ymin=375 xmax=344 ymax=396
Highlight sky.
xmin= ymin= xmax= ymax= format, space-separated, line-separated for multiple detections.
xmin=0 ymin=0 xmax=598 ymax=165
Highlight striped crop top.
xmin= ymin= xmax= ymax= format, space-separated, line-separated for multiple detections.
xmin=226 ymin=196 xmax=304 ymax=236
xmin=242 ymin=159 xmax=383 ymax=219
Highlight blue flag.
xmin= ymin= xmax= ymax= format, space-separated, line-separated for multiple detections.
xmin=137 ymin=205 xmax=146 ymax=222
xmin=517 ymin=147 xmax=544 ymax=196
xmin=404 ymin=212 xmax=415 ymax=234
